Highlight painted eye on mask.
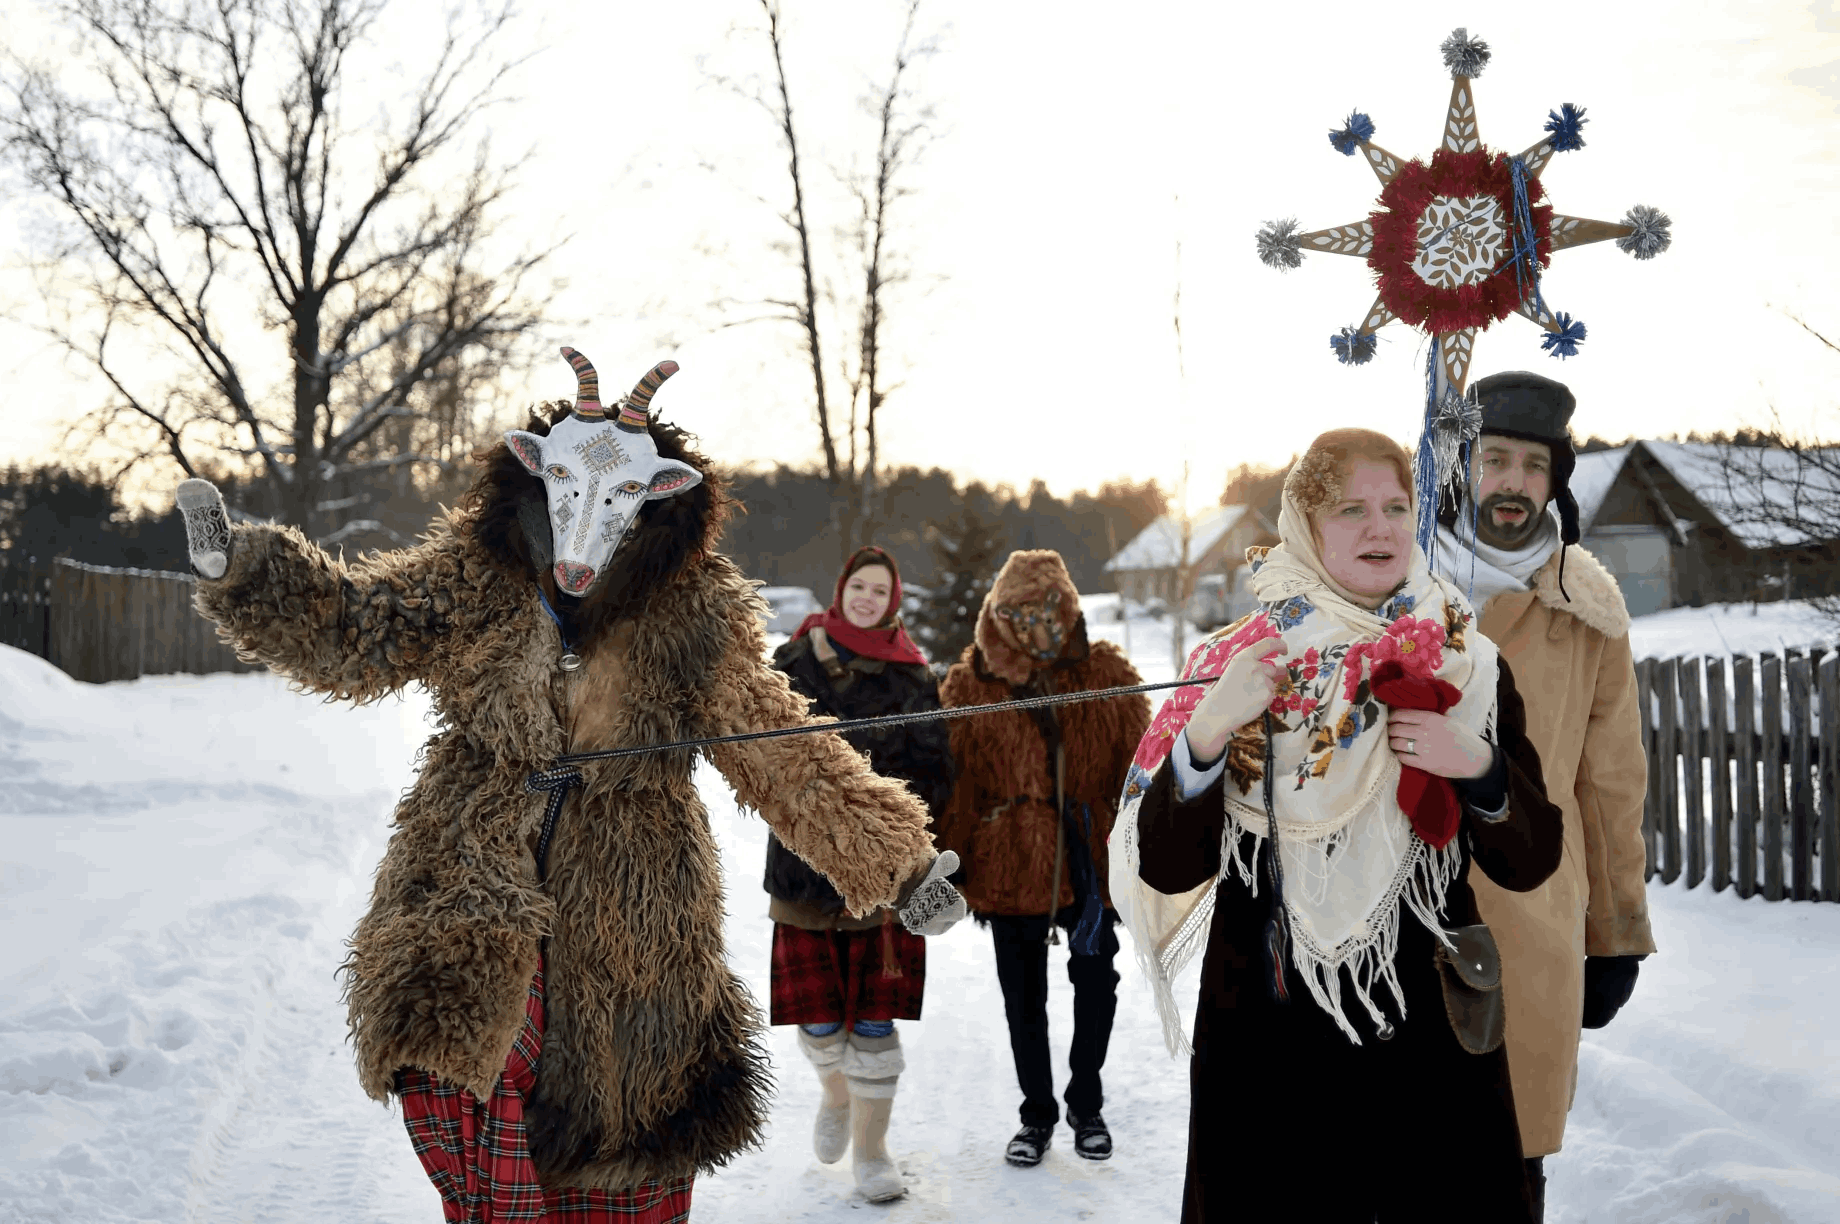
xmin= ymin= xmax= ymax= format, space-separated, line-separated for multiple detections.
xmin=546 ymin=465 xmax=573 ymax=482
xmin=616 ymin=480 xmax=645 ymax=498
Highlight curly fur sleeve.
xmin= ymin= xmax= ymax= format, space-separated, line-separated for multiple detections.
xmin=702 ymin=591 xmax=935 ymax=918
xmin=192 ymin=520 xmax=477 ymax=702
xmin=932 ymin=656 xmax=1008 ymax=867
xmin=1083 ymin=640 xmax=1152 ymax=799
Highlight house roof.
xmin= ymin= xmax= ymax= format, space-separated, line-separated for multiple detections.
xmin=1569 ymin=446 xmax=1632 ymax=533
xmin=1105 ymin=504 xmax=1259 ymax=572
xmin=1643 ymin=440 xmax=1840 ymax=549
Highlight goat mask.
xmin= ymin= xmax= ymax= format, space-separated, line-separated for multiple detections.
xmin=504 ymin=348 xmax=704 ymax=596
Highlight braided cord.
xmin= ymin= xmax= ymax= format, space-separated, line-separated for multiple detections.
xmin=550 ymin=674 xmax=1218 ymax=768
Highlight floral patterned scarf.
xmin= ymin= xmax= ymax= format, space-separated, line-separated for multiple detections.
xmin=1112 ymin=507 xmax=1497 ymax=1051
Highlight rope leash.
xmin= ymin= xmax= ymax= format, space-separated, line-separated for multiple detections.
xmin=546 ymin=674 xmax=1219 ymax=769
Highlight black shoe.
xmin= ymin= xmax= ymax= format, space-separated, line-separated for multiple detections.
xmin=1067 ymin=1111 xmax=1112 ymax=1161
xmin=1004 ymin=1124 xmax=1053 ymax=1167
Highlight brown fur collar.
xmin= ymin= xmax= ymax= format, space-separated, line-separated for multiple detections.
xmin=974 ymin=549 xmax=1086 ymax=686
xmin=1529 ymin=544 xmax=1630 ymax=639
xmin=461 ymin=401 xmax=732 ymax=651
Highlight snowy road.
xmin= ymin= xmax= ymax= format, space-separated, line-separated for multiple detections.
xmin=3 ymin=626 xmax=1838 ymax=1223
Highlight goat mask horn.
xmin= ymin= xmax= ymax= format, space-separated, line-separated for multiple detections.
xmin=560 ymin=346 xmax=604 ymax=420
xmin=615 ymin=360 xmax=679 ymax=433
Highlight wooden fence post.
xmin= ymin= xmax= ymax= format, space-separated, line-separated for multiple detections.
xmin=1761 ymin=654 xmax=1784 ymax=902
xmin=1679 ymin=656 xmax=1705 ymax=890
xmin=1820 ymin=650 xmax=1839 ymax=903
xmin=1706 ymin=656 xmax=1731 ymax=894
xmin=1735 ymin=655 xmax=1758 ymax=900
xmin=1658 ymin=657 xmax=1681 ymax=885
xmin=1789 ymin=655 xmax=1815 ymax=901
xmin=1636 ymin=659 xmax=1658 ymax=881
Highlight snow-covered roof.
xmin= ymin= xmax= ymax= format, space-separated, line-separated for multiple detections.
xmin=1570 ymin=446 xmax=1631 ymax=532
xmin=1104 ymin=505 xmax=1258 ymax=573
xmin=1644 ymin=441 xmax=1840 ymax=549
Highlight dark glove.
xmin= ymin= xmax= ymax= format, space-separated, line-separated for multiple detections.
xmin=1581 ymin=954 xmax=1646 ymax=1029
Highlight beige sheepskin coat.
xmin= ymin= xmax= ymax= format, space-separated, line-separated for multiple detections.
xmin=191 ymin=417 xmax=936 ymax=1192
xmin=1468 ymin=543 xmax=1657 ymax=1157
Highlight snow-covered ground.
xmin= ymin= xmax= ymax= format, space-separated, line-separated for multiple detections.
xmin=1626 ymin=599 xmax=1839 ymax=662
xmin=3 ymin=605 xmax=1838 ymax=1223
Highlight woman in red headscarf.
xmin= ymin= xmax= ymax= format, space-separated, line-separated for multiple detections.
xmin=765 ymin=545 xmax=954 ymax=1204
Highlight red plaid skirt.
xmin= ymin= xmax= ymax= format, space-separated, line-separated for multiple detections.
xmin=397 ymin=968 xmax=694 ymax=1223
xmin=769 ymin=919 xmax=926 ymax=1028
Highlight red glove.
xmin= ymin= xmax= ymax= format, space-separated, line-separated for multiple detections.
xmin=1368 ymin=661 xmax=1465 ymax=850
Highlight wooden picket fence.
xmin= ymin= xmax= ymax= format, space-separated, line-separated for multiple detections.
xmin=1637 ymin=649 xmax=1838 ymax=902
xmin=0 ymin=555 xmax=257 ymax=683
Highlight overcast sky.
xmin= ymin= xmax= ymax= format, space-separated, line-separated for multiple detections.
xmin=3 ymin=0 xmax=1837 ymax=511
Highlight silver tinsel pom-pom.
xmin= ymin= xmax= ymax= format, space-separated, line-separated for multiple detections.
xmin=1256 ymin=217 xmax=1304 ymax=271
xmin=1441 ymin=27 xmax=1491 ymax=79
xmin=1431 ymin=386 xmax=1484 ymax=500
xmin=1616 ymin=204 xmax=1673 ymax=260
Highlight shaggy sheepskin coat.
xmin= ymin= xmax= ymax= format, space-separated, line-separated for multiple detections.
xmin=1468 ymin=543 xmax=1656 ymax=1157
xmin=191 ymin=411 xmax=936 ymax=1192
xmin=935 ymin=550 xmax=1151 ymax=917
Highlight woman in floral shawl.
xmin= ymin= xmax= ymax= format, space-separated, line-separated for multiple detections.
xmin=1112 ymin=428 xmax=1563 ymax=1223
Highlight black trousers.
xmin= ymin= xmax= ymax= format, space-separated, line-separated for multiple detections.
xmin=987 ymin=906 xmax=1120 ymax=1127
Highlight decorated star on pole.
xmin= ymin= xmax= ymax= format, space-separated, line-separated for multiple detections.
xmin=1254 ymin=26 xmax=1672 ymax=550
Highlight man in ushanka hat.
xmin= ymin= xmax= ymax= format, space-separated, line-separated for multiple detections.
xmin=1431 ymin=369 xmax=1657 ymax=1216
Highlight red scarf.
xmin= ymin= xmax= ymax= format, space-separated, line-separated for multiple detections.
xmin=1368 ymin=661 xmax=1465 ymax=850
xmin=791 ymin=546 xmax=928 ymax=666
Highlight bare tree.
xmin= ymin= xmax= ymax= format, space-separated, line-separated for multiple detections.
xmin=1 ymin=0 xmax=549 ymax=540
xmin=1698 ymin=319 xmax=1840 ymax=620
xmin=838 ymin=0 xmax=933 ymax=548
xmin=713 ymin=0 xmax=936 ymax=562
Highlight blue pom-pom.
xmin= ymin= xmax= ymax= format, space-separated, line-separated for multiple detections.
xmin=1328 ymin=111 xmax=1375 ymax=156
xmin=1543 ymin=103 xmax=1588 ymax=152
xmin=1541 ymin=313 xmax=1586 ymax=359
xmin=1329 ymin=327 xmax=1378 ymax=365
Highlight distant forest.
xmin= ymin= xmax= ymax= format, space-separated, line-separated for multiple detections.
xmin=0 ymin=459 xmax=1172 ymax=595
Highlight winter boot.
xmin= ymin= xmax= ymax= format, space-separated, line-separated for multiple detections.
xmin=1066 ymin=1111 xmax=1112 ymax=1161
xmin=1525 ymin=1156 xmax=1546 ymax=1222
xmin=843 ymin=1031 xmax=907 ymax=1202
xmin=796 ymin=1026 xmax=851 ymax=1165
xmin=1004 ymin=1123 xmax=1053 ymax=1167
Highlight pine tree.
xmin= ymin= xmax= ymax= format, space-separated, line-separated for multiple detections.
xmin=911 ymin=506 xmax=1008 ymax=671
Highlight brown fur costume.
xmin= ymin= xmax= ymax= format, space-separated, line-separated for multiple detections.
xmin=191 ymin=402 xmax=936 ymax=1192
xmin=934 ymin=550 xmax=1150 ymax=916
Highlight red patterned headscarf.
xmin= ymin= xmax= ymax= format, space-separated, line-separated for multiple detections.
xmin=792 ymin=545 xmax=928 ymax=666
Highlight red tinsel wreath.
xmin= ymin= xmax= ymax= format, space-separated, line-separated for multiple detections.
xmin=1367 ymin=148 xmax=1553 ymax=335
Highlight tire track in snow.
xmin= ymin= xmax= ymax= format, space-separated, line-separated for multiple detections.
xmin=182 ymin=943 xmax=434 ymax=1224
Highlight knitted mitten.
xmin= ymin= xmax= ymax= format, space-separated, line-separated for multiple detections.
xmin=843 ymin=1032 xmax=906 ymax=1202
xmin=796 ymin=1026 xmax=851 ymax=1164
xmin=898 ymin=851 xmax=966 ymax=937
xmin=175 ymin=479 xmax=233 ymax=580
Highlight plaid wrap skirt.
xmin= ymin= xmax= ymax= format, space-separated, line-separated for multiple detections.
xmin=769 ymin=918 xmax=926 ymax=1028
xmin=397 ymin=966 xmax=694 ymax=1223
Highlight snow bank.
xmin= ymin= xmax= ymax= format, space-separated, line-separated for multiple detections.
xmin=1628 ymin=599 xmax=1839 ymax=661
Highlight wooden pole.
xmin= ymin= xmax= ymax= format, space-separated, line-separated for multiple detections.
xmin=1706 ymin=656 xmax=1732 ymax=894
xmin=1636 ymin=659 xmax=1658 ymax=881
xmin=1788 ymin=654 xmax=1814 ymax=901
xmin=1760 ymin=653 xmax=1784 ymax=902
xmin=1819 ymin=650 xmax=1839 ymax=903
xmin=1680 ymin=656 xmax=1705 ymax=890
xmin=1658 ymin=658 xmax=1681 ymax=885
xmin=1735 ymin=655 xmax=1758 ymax=899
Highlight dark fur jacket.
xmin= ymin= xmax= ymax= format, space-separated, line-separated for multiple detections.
xmin=190 ymin=407 xmax=936 ymax=1192
xmin=935 ymin=550 xmax=1151 ymax=917
xmin=763 ymin=633 xmax=954 ymax=928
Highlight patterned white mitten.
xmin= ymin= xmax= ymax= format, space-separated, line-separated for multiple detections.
xmin=897 ymin=851 xmax=967 ymax=937
xmin=175 ymin=478 xmax=232 ymax=580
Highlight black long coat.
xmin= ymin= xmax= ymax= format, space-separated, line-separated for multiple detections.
xmin=1136 ymin=660 xmax=1562 ymax=1224
xmin=764 ymin=633 xmax=955 ymax=918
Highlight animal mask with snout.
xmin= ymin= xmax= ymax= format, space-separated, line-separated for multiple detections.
xmin=504 ymin=348 xmax=703 ymax=597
